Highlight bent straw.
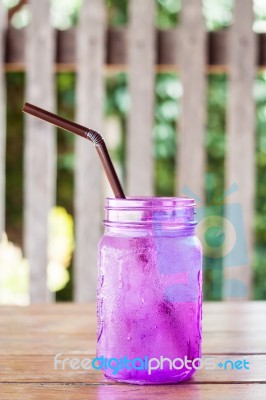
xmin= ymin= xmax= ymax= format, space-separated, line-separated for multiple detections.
xmin=22 ymin=102 xmax=126 ymax=199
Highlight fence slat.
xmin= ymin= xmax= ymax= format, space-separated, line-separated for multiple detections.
xmin=178 ymin=0 xmax=206 ymax=202
xmin=0 ymin=2 xmax=6 ymax=237
xmin=127 ymin=0 xmax=155 ymax=195
xmin=24 ymin=0 xmax=56 ymax=303
xmin=223 ymin=0 xmax=256 ymax=300
xmin=74 ymin=0 xmax=105 ymax=302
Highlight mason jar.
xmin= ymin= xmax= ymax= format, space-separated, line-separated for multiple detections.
xmin=97 ymin=197 xmax=202 ymax=384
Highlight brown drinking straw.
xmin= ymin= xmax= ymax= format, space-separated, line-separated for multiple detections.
xmin=23 ymin=102 xmax=126 ymax=199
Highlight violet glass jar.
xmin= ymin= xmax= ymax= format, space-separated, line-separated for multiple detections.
xmin=97 ymin=197 xmax=202 ymax=384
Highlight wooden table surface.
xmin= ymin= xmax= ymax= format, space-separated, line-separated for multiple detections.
xmin=0 ymin=302 xmax=266 ymax=399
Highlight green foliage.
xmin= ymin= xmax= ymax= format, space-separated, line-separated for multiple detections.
xmin=154 ymin=73 xmax=180 ymax=195
xmin=5 ymin=72 xmax=24 ymax=246
xmin=4 ymin=0 xmax=266 ymax=33
xmin=5 ymin=70 xmax=266 ymax=300
xmin=105 ymin=73 xmax=128 ymax=179
xmin=203 ymin=0 xmax=233 ymax=31
xmin=206 ymin=74 xmax=227 ymax=201
xmin=254 ymin=0 xmax=266 ymax=32
xmin=4 ymin=0 xmax=266 ymax=301
xmin=254 ymin=73 xmax=266 ymax=299
xmin=0 ymin=234 xmax=29 ymax=305
xmin=106 ymin=0 xmax=128 ymax=25
xmin=56 ymin=73 xmax=75 ymax=214
xmin=156 ymin=0 xmax=181 ymax=28
xmin=54 ymin=73 xmax=76 ymax=301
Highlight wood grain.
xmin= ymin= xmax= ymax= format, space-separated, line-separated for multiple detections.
xmin=0 ymin=303 xmax=266 ymax=398
xmin=24 ymin=0 xmax=56 ymax=303
xmin=127 ymin=0 xmax=155 ymax=195
xmin=223 ymin=0 xmax=256 ymax=300
xmin=0 ymin=383 xmax=265 ymax=400
xmin=74 ymin=0 xmax=106 ymax=302
xmin=177 ymin=0 xmax=206 ymax=211
xmin=0 ymin=354 xmax=265 ymax=383
xmin=0 ymin=2 xmax=6 ymax=236
xmin=1 ymin=302 xmax=266 ymax=334
xmin=0 ymin=332 xmax=265 ymax=356
xmin=0 ymin=303 xmax=265 ymax=355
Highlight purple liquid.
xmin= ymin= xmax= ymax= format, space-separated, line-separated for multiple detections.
xmin=97 ymin=232 xmax=202 ymax=384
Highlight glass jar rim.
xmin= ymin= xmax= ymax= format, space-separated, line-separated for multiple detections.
xmin=105 ymin=196 xmax=196 ymax=209
xmin=104 ymin=196 xmax=197 ymax=230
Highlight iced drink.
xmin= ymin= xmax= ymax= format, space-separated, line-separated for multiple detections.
xmin=97 ymin=197 xmax=202 ymax=384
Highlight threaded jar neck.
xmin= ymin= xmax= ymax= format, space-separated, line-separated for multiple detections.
xmin=104 ymin=197 xmax=197 ymax=233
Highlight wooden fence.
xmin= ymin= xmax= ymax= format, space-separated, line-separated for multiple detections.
xmin=0 ymin=0 xmax=261 ymax=302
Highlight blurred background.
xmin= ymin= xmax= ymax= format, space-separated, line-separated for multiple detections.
xmin=0 ymin=0 xmax=266 ymax=304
